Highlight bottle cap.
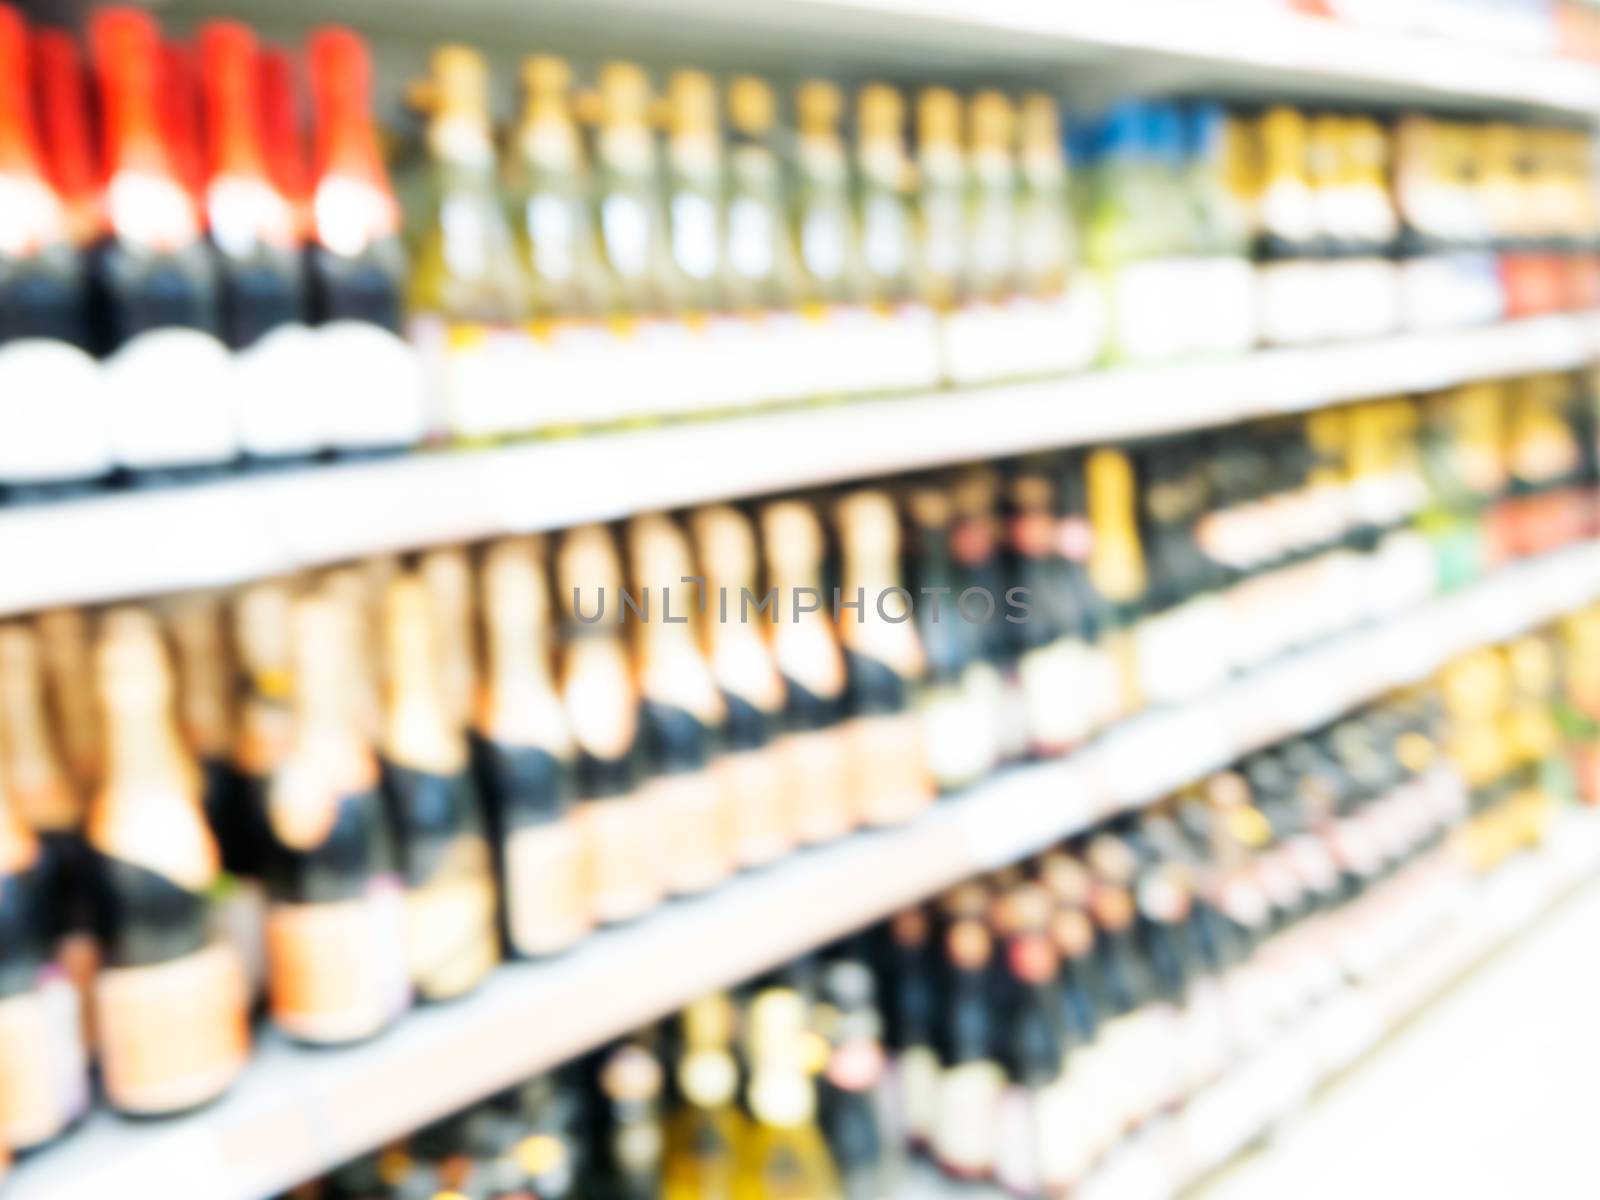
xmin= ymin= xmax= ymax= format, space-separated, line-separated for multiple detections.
xmin=728 ymin=75 xmax=774 ymax=135
xmin=667 ymin=69 xmax=717 ymax=134
xmin=857 ymin=82 xmax=904 ymax=141
xmin=1019 ymin=92 xmax=1060 ymax=150
xmin=968 ymin=90 xmax=1013 ymax=151
xmin=916 ymin=86 xmax=960 ymax=146
xmin=795 ymin=79 xmax=841 ymax=132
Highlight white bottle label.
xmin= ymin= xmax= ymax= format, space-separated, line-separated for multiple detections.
xmin=104 ymin=326 xmax=237 ymax=468
xmin=1019 ymin=637 xmax=1094 ymax=752
xmin=317 ymin=320 xmax=429 ymax=450
xmin=0 ymin=337 xmax=110 ymax=482
xmin=232 ymin=323 xmax=324 ymax=457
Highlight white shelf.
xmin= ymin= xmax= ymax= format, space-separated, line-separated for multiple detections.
xmin=13 ymin=541 xmax=1600 ymax=1200
xmin=153 ymin=0 xmax=1600 ymax=117
xmin=4 ymin=314 xmax=1597 ymax=617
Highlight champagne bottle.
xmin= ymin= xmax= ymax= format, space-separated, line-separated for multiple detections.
xmin=691 ymin=505 xmax=794 ymax=868
xmin=508 ymin=56 xmax=607 ymax=323
xmin=197 ymin=20 xmax=319 ymax=464
xmin=0 ymin=674 xmax=87 ymax=1151
xmin=662 ymin=993 xmax=745 ymax=1200
xmin=762 ymin=501 xmax=855 ymax=844
xmin=792 ymin=81 xmax=861 ymax=310
xmin=914 ymin=87 xmax=965 ymax=311
xmin=724 ymin=76 xmax=801 ymax=315
xmin=949 ymin=468 xmax=1017 ymax=762
xmin=662 ymin=70 xmax=726 ymax=317
xmin=380 ymin=574 xmax=499 ymax=1002
xmin=558 ymin=525 xmax=662 ymax=924
xmin=628 ymin=514 xmax=735 ymax=896
xmin=419 ymin=547 xmax=479 ymax=735
xmin=735 ymin=988 xmax=842 ymax=1199
xmin=88 ymin=8 xmax=236 ymax=475
xmin=875 ymin=908 xmax=939 ymax=1151
xmin=31 ymin=27 xmax=102 ymax=249
xmin=966 ymin=92 xmax=1019 ymax=305
xmin=0 ymin=6 xmax=107 ymax=492
xmin=834 ymin=490 xmax=933 ymax=827
xmin=262 ymin=590 xmax=409 ymax=1043
xmin=1015 ymin=93 xmax=1074 ymax=301
xmin=1254 ymin=105 xmax=1322 ymax=348
xmin=593 ymin=62 xmax=673 ymax=319
xmin=305 ymin=26 xmax=426 ymax=454
xmin=475 ymin=536 xmax=589 ymax=958
xmin=232 ymin=579 xmax=294 ymax=881
xmin=856 ymin=84 xmax=916 ymax=309
xmin=88 ymin=608 xmax=249 ymax=1115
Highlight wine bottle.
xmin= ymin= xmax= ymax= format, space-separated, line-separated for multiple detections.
xmin=88 ymin=608 xmax=249 ymax=1115
xmin=948 ymin=468 xmax=1018 ymax=763
xmin=762 ymin=501 xmax=855 ymax=844
xmin=380 ymin=574 xmax=499 ymax=1002
xmin=930 ymin=913 xmax=1003 ymax=1181
xmin=834 ymin=490 xmax=933 ymax=827
xmin=0 ymin=5 xmax=107 ymax=493
xmin=724 ymin=76 xmax=802 ymax=315
xmin=632 ymin=514 xmax=737 ymax=895
xmin=1016 ymin=94 xmax=1074 ymax=302
xmin=558 ymin=525 xmax=662 ymax=924
xmin=474 ymin=536 xmax=589 ymax=958
xmin=89 ymin=8 xmax=236 ymax=476
xmin=259 ymin=590 xmax=410 ymax=1043
xmin=875 ymin=908 xmax=940 ymax=1152
xmin=905 ymin=486 xmax=992 ymax=793
xmin=690 ymin=505 xmax=795 ymax=869
xmin=197 ymin=20 xmax=320 ymax=465
xmin=305 ymin=26 xmax=427 ymax=454
xmin=662 ymin=70 xmax=726 ymax=319
xmin=734 ymin=988 xmax=842 ymax=1199
xmin=662 ymin=993 xmax=745 ymax=1200
xmin=817 ymin=959 xmax=895 ymax=1200
xmin=592 ymin=1034 xmax=667 ymax=1200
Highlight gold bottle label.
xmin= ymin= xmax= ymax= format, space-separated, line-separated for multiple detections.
xmin=0 ymin=975 xmax=86 ymax=1149
xmin=504 ymin=818 xmax=592 ymax=956
xmin=404 ymin=837 xmax=498 ymax=1001
xmin=644 ymin=768 xmax=734 ymax=897
xmin=717 ymin=744 xmax=794 ymax=869
xmin=780 ymin=729 xmax=856 ymax=844
xmin=848 ymin=711 xmax=932 ymax=828
xmin=578 ymin=792 xmax=664 ymax=923
xmin=267 ymin=882 xmax=410 ymax=1044
xmin=94 ymin=941 xmax=249 ymax=1115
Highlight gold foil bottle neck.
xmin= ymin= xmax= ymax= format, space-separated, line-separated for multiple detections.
xmin=906 ymin=485 xmax=953 ymax=531
xmin=667 ymin=70 xmax=718 ymax=136
xmin=858 ymin=83 xmax=905 ymax=143
xmin=834 ymin=489 xmax=900 ymax=564
xmin=690 ymin=505 xmax=757 ymax=592
xmin=1019 ymin=92 xmax=1060 ymax=152
xmin=760 ymin=501 xmax=825 ymax=583
xmin=559 ymin=525 xmax=625 ymax=616
xmin=424 ymin=44 xmax=491 ymax=123
xmin=419 ymin=547 xmax=477 ymax=732
xmin=0 ymin=623 xmax=81 ymax=835
xmin=522 ymin=54 xmax=571 ymax=101
xmin=165 ymin=596 xmax=236 ymax=762
xmin=37 ymin=608 xmax=101 ymax=795
xmin=92 ymin=607 xmax=218 ymax=892
xmin=728 ymin=76 xmax=775 ymax=136
xmin=916 ymin=86 xmax=960 ymax=149
xmin=598 ymin=60 xmax=652 ymax=127
xmin=795 ymin=80 xmax=842 ymax=136
xmin=235 ymin=579 xmax=295 ymax=700
xmin=382 ymin=575 xmax=467 ymax=774
xmin=969 ymin=90 xmax=1014 ymax=152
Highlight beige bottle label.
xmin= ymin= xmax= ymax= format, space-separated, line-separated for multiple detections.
xmin=0 ymin=975 xmax=87 ymax=1149
xmin=779 ymin=728 xmax=856 ymax=845
xmin=1019 ymin=637 xmax=1093 ymax=753
xmin=644 ymin=768 xmax=734 ymax=897
xmin=896 ymin=1044 xmax=941 ymax=1146
xmin=934 ymin=1060 xmax=1004 ymax=1175
xmin=717 ymin=744 xmax=794 ymax=869
xmin=577 ymin=792 xmax=664 ymax=924
xmin=405 ymin=838 xmax=499 ymax=1002
xmin=504 ymin=819 xmax=592 ymax=956
xmin=849 ymin=711 xmax=933 ymax=828
xmin=94 ymin=941 xmax=250 ymax=1115
xmin=267 ymin=883 xmax=410 ymax=1044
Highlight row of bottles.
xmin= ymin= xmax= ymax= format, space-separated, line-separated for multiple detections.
xmin=8 ymin=4 xmax=1600 ymax=496
xmin=0 ymin=370 xmax=1594 ymax=1158
xmin=1078 ymin=101 xmax=1600 ymax=358
xmin=275 ymin=640 xmax=1594 ymax=1199
xmin=0 ymin=5 xmax=423 ymax=494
